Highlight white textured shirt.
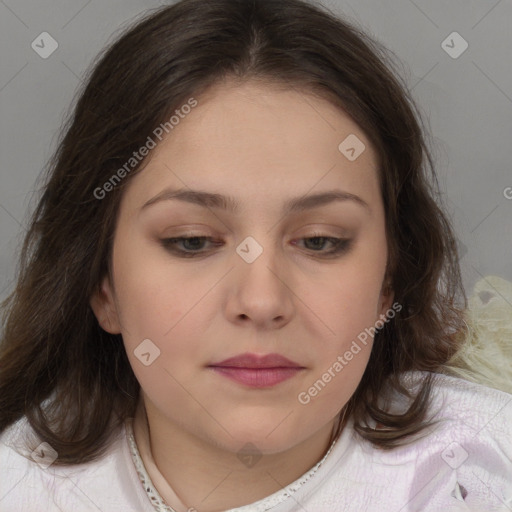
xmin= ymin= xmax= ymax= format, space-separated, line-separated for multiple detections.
xmin=1 ymin=371 xmax=511 ymax=512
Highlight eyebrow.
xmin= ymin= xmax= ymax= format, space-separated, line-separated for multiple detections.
xmin=140 ymin=187 xmax=370 ymax=215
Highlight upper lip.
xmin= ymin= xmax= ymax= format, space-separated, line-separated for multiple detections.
xmin=209 ymin=352 xmax=303 ymax=369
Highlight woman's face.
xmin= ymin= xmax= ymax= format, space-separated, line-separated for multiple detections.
xmin=91 ymin=80 xmax=393 ymax=455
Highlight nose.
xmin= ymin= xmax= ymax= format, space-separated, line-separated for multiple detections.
xmin=224 ymin=240 xmax=295 ymax=330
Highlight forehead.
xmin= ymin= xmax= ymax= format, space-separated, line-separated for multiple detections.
xmin=165 ymin=80 xmax=377 ymax=162
xmin=122 ymin=80 xmax=381 ymax=213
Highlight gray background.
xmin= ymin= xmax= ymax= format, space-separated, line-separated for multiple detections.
xmin=1 ymin=0 xmax=511 ymax=304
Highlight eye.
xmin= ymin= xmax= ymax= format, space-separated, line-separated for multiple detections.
xmin=293 ymin=236 xmax=352 ymax=257
xmin=160 ymin=235 xmax=352 ymax=258
xmin=160 ymin=236 xmax=222 ymax=257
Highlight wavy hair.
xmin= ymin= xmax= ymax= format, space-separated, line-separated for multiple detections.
xmin=0 ymin=0 xmax=470 ymax=464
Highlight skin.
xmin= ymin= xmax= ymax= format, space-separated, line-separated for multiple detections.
xmin=90 ymin=79 xmax=394 ymax=511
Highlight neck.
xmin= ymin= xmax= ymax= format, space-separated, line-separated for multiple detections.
xmin=132 ymin=395 xmax=343 ymax=512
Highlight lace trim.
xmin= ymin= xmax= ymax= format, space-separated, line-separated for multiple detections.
xmin=125 ymin=419 xmax=176 ymax=512
xmin=125 ymin=418 xmax=339 ymax=512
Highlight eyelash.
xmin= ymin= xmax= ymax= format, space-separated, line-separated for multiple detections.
xmin=160 ymin=235 xmax=352 ymax=258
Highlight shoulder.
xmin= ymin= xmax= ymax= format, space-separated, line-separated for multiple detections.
xmin=373 ymin=370 xmax=512 ymax=455
xmin=313 ymin=371 xmax=511 ymax=511
xmin=415 ymin=370 xmax=512 ymax=434
xmin=0 ymin=416 xmax=153 ymax=512
xmin=377 ymin=371 xmax=512 ymax=510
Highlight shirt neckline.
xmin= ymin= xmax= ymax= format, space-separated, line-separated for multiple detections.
xmin=124 ymin=406 xmax=354 ymax=512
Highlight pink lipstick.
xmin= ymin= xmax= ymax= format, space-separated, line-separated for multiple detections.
xmin=208 ymin=353 xmax=304 ymax=388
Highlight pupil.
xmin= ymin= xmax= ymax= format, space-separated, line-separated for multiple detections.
xmin=185 ymin=237 xmax=203 ymax=249
xmin=308 ymin=237 xmax=324 ymax=249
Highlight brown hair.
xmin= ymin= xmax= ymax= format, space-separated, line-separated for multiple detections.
xmin=0 ymin=0 xmax=467 ymax=465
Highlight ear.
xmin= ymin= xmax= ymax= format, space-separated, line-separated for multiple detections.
xmin=90 ymin=275 xmax=122 ymax=334
xmin=378 ymin=278 xmax=395 ymax=318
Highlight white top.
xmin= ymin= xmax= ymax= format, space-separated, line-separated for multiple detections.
xmin=1 ymin=371 xmax=511 ymax=512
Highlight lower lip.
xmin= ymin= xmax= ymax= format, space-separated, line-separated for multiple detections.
xmin=210 ymin=367 xmax=303 ymax=388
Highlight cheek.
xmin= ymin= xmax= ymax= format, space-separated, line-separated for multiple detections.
xmin=296 ymin=285 xmax=377 ymax=417
xmin=311 ymin=261 xmax=387 ymax=342
xmin=112 ymin=232 xmax=187 ymax=333
xmin=117 ymin=275 xmax=204 ymax=406
xmin=111 ymin=238 xmax=208 ymax=385
xmin=301 ymin=244 xmax=387 ymax=388
xmin=295 ymin=337 xmax=372 ymax=431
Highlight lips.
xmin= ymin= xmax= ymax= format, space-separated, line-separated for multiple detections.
xmin=209 ymin=352 xmax=303 ymax=369
xmin=208 ymin=353 xmax=305 ymax=388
